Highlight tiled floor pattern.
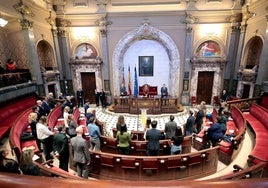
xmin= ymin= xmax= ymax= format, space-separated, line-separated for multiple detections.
xmin=87 ymin=105 xmax=213 ymax=137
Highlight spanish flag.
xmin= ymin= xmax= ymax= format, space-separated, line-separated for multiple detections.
xmin=128 ymin=66 xmax=132 ymax=95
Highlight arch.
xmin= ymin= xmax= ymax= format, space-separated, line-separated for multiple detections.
xmin=243 ymin=36 xmax=263 ymax=69
xmin=36 ymin=40 xmax=56 ymax=69
xmin=112 ymin=22 xmax=181 ymax=97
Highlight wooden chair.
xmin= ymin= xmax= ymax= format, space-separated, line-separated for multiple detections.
xmin=121 ymin=157 xmax=139 ymax=179
xmin=142 ymin=158 xmax=159 ymax=176
xmin=100 ymin=154 xmax=114 ymax=168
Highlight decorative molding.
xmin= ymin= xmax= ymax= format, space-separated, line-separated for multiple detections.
xmin=95 ymin=15 xmax=112 ymax=36
xmin=18 ymin=18 xmax=33 ymax=29
xmin=112 ymin=20 xmax=180 ymax=97
xmin=13 ymin=1 xmax=35 ymax=17
xmin=182 ymin=13 xmax=199 ymax=24
xmin=190 ymin=59 xmax=227 ymax=101
xmin=226 ymin=13 xmax=242 ymax=23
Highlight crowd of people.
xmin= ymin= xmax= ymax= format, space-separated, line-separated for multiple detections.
xmin=0 ymin=88 xmax=233 ymax=179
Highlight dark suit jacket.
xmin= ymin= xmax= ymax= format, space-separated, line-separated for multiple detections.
xmin=53 ymin=132 xmax=69 ymax=156
xmin=71 ymin=135 xmax=91 ymax=164
xmin=146 ymin=128 xmax=162 ymax=151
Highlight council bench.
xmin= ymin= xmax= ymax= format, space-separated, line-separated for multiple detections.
xmin=243 ymin=103 xmax=268 ymax=170
xmin=0 ymin=94 xmax=36 ymax=142
xmin=9 ymin=108 xmax=40 ymax=160
xmin=218 ymin=106 xmax=247 ymax=165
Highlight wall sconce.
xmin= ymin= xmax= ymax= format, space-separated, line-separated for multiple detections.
xmin=0 ymin=13 xmax=8 ymax=27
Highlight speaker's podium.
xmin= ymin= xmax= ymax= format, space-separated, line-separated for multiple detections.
xmin=139 ymin=84 xmax=157 ymax=97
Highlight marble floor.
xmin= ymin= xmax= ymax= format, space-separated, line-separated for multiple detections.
xmin=90 ymin=105 xmax=213 ymax=137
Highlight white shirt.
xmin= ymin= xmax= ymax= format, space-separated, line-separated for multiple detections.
xmin=36 ymin=122 xmax=53 ymax=140
xmin=63 ymin=112 xmax=69 ymax=128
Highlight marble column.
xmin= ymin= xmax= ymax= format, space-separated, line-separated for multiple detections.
xmin=19 ymin=18 xmax=43 ymax=93
xmin=226 ymin=24 xmax=241 ymax=91
xmin=96 ymin=15 xmax=112 ymax=92
xmin=57 ymin=26 xmax=71 ymax=81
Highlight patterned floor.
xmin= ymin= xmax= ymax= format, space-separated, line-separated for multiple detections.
xmin=84 ymin=105 xmax=213 ymax=137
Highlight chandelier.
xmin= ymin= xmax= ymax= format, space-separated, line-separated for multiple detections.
xmin=0 ymin=13 xmax=8 ymax=27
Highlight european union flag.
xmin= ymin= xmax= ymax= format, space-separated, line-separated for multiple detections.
xmin=134 ymin=66 xmax=138 ymax=97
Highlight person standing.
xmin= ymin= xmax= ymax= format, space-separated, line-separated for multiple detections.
xmin=99 ymin=89 xmax=106 ymax=108
xmin=87 ymin=117 xmax=101 ymax=152
xmin=195 ymin=105 xmax=206 ymax=133
xmin=185 ymin=110 xmax=195 ymax=136
xmin=116 ymin=125 xmax=131 ymax=155
xmin=146 ymin=120 xmax=162 ymax=156
xmin=94 ymin=89 xmax=100 ymax=107
xmin=164 ymin=115 xmax=178 ymax=139
xmin=76 ymin=87 xmax=84 ymax=108
xmin=71 ymin=126 xmax=91 ymax=179
xmin=160 ymin=84 xmax=168 ymax=105
xmin=53 ymin=125 xmax=70 ymax=172
xmin=36 ymin=116 xmax=54 ymax=161
xmin=28 ymin=112 xmax=41 ymax=151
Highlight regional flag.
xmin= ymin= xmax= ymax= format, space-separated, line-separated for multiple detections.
xmin=128 ymin=66 xmax=132 ymax=95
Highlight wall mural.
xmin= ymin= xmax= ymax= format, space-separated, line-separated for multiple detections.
xmin=75 ymin=43 xmax=97 ymax=59
xmin=196 ymin=40 xmax=221 ymax=58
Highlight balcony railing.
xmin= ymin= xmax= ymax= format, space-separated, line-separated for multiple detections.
xmin=0 ymin=72 xmax=32 ymax=88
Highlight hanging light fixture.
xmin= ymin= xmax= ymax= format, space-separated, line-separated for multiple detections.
xmin=0 ymin=13 xmax=8 ymax=27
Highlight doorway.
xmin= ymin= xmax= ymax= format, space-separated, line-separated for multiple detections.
xmin=196 ymin=71 xmax=214 ymax=104
xmin=81 ymin=72 xmax=96 ymax=104
xmin=242 ymin=84 xmax=250 ymax=99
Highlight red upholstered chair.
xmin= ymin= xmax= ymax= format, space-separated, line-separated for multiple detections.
xmin=213 ymin=96 xmax=220 ymax=107
xmin=191 ymin=96 xmax=197 ymax=106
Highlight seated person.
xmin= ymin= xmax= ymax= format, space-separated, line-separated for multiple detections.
xmin=120 ymin=83 xmax=127 ymax=96
xmin=0 ymin=147 xmax=21 ymax=174
xmin=6 ymin=59 xmax=16 ymax=73
xmin=207 ymin=116 xmax=224 ymax=146
xmin=143 ymin=84 xmax=149 ymax=97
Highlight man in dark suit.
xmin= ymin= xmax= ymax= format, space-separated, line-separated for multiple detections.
xmin=53 ymin=125 xmax=69 ymax=172
xmin=145 ymin=120 xmax=162 ymax=156
xmin=164 ymin=115 xmax=178 ymax=139
xmin=70 ymin=126 xmax=91 ymax=179
xmin=76 ymin=87 xmax=84 ymax=107
xmin=161 ymin=84 xmax=168 ymax=105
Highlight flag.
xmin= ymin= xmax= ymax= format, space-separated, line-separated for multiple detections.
xmin=122 ymin=68 xmax=125 ymax=87
xmin=134 ymin=66 xmax=138 ymax=97
xmin=128 ymin=66 xmax=132 ymax=95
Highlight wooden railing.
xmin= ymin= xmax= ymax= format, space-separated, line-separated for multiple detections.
xmin=0 ymin=72 xmax=31 ymax=88
xmin=89 ymin=146 xmax=219 ymax=180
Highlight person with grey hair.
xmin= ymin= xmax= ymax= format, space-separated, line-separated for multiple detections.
xmin=70 ymin=126 xmax=91 ymax=179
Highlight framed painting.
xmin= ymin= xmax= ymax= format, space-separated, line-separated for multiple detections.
xmin=139 ymin=56 xmax=154 ymax=76
xmin=196 ymin=40 xmax=221 ymax=58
